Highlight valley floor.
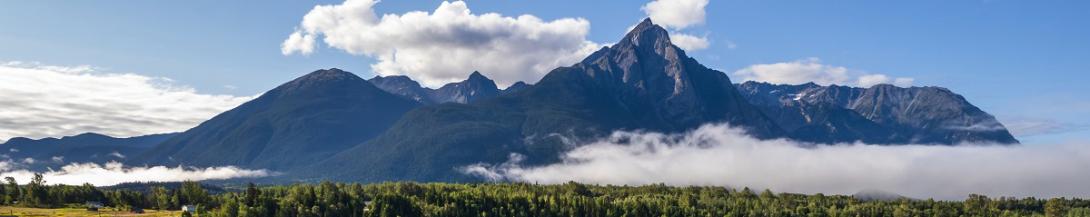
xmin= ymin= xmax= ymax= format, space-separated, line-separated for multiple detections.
xmin=0 ymin=206 xmax=179 ymax=217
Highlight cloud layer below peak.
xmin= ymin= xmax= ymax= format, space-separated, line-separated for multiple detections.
xmin=464 ymin=124 xmax=1090 ymax=200
xmin=282 ymin=0 xmax=600 ymax=88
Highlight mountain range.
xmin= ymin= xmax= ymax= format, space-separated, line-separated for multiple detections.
xmin=0 ymin=132 xmax=175 ymax=170
xmin=2 ymin=18 xmax=1017 ymax=182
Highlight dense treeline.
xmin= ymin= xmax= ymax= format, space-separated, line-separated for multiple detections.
xmin=209 ymin=182 xmax=1090 ymax=217
xmin=2 ymin=174 xmax=1089 ymax=217
xmin=0 ymin=173 xmax=210 ymax=211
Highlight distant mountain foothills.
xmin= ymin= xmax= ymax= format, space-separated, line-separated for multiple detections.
xmin=0 ymin=132 xmax=176 ymax=170
xmin=2 ymin=19 xmax=1018 ymax=182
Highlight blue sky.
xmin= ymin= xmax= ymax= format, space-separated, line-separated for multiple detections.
xmin=1 ymin=0 xmax=1088 ymax=143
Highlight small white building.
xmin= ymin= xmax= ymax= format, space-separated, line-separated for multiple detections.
xmin=182 ymin=205 xmax=197 ymax=213
xmin=85 ymin=201 xmax=103 ymax=211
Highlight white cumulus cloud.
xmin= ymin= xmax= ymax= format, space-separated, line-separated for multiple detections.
xmin=642 ymin=0 xmax=712 ymax=52
xmin=0 ymin=162 xmax=270 ymax=186
xmin=282 ymin=0 xmax=600 ymax=88
xmin=0 ymin=61 xmax=252 ymax=141
xmin=642 ymin=0 xmax=708 ymax=30
xmin=732 ymin=58 xmax=915 ymax=87
xmin=669 ymin=33 xmax=709 ymax=51
xmin=465 ymin=123 xmax=1090 ymax=200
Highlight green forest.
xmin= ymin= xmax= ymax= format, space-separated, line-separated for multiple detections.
xmin=2 ymin=173 xmax=1089 ymax=217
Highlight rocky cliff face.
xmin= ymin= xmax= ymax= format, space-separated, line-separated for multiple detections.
xmin=553 ymin=18 xmax=784 ymax=136
xmin=737 ymin=81 xmax=1018 ymax=144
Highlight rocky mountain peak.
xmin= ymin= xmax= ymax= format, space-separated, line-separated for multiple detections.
xmin=467 ymin=71 xmax=487 ymax=81
xmin=623 ymin=18 xmax=671 ymax=48
xmin=612 ymin=18 xmax=677 ymax=61
xmin=431 ymin=71 xmax=501 ymax=104
xmin=529 ymin=18 xmax=783 ymax=136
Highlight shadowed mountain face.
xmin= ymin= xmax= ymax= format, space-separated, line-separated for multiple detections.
xmin=307 ymin=18 xmax=784 ymax=182
xmin=736 ymin=81 xmax=1019 ymax=144
xmin=0 ymin=132 xmax=176 ymax=170
xmin=134 ymin=69 xmax=420 ymax=170
xmin=369 ymin=71 xmax=503 ymax=104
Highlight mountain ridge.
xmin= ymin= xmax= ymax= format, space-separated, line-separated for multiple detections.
xmin=736 ymin=81 xmax=1018 ymax=144
xmin=0 ymin=132 xmax=177 ymax=170
xmin=370 ymin=71 xmax=505 ymax=104
xmin=134 ymin=68 xmax=420 ymax=170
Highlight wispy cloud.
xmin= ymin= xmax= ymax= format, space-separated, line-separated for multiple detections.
xmin=465 ymin=123 xmax=1090 ymax=200
xmin=1000 ymin=117 xmax=1087 ymax=137
xmin=0 ymin=61 xmax=252 ymax=141
xmin=733 ymin=58 xmax=915 ymax=87
xmin=0 ymin=161 xmax=270 ymax=186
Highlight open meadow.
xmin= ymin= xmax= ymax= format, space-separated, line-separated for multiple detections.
xmin=0 ymin=206 xmax=179 ymax=217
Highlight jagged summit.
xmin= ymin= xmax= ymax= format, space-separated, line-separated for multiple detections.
xmin=535 ymin=17 xmax=784 ymax=136
xmin=432 ymin=71 xmax=501 ymax=104
xmin=467 ymin=71 xmax=488 ymax=81
xmin=619 ymin=18 xmax=673 ymax=50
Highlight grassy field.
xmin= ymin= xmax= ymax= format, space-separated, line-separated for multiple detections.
xmin=0 ymin=206 xmax=181 ymax=217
